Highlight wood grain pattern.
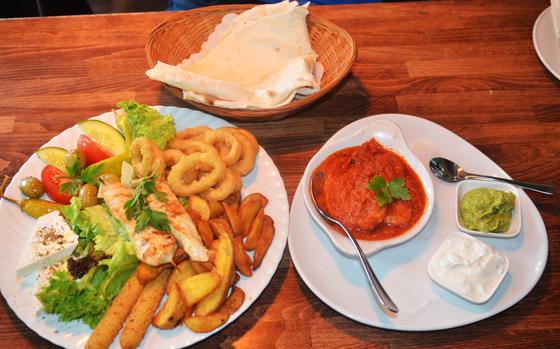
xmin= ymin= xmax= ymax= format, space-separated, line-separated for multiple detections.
xmin=1 ymin=0 xmax=559 ymax=348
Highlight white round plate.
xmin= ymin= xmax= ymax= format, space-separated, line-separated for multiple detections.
xmin=533 ymin=6 xmax=560 ymax=80
xmin=0 ymin=106 xmax=290 ymax=348
xmin=288 ymin=114 xmax=548 ymax=331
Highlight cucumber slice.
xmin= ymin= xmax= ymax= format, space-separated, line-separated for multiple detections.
xmin=36 ymin=147 xmax=68 ymax=172
xmin=78 ymin=120 xmax=127 ymax=155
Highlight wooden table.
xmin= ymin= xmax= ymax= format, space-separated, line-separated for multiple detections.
xmin=1 ymin=0 xmax=559 ymax=347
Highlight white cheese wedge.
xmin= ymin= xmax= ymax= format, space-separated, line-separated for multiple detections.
xmin=16 ymin=211 xmax=78 ymax=278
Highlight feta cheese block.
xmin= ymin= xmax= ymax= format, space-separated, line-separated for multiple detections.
xmin=16 ymin=211 xmax=78 ymax=278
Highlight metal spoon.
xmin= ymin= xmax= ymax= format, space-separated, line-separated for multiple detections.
xmin=310 ymin=172 xmax=399 ymax=314
xmin=430 ymin=157 xmax=555 ymax=195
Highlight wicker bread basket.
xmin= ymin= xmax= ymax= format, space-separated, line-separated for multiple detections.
xmin=146 ymin=4 xmax=357 ymax=121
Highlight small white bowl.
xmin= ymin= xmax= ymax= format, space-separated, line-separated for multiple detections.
xmin=456 ymin=180 xmax=521 ymax=238
xmin=427 ymin=232 xmax=510 ymax=304
xmin=302 ymin=118 xmax=435 ymax=257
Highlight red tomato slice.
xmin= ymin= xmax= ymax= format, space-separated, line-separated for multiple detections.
xmin=77 ymin=134 xmax=112 ymax=165
xmin=41 ymin=165 xmax=72 ymax=204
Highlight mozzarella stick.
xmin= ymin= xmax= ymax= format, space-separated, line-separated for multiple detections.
xmin=85 ymin=275 xmax=143 ymax=349
xmin=119 ymin=268 xmax=171 ymax=349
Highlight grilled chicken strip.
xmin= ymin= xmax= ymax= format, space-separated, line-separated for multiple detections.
xmin=147 ymin=181 xmax=208 ymax=262
xmin=100 ymin=182 xmax=177 ymax=266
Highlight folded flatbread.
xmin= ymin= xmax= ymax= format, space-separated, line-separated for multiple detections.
xmin=146 ymin=1 xmax=321 ymax=109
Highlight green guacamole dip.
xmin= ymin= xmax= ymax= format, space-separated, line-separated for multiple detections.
xmin=459 ymin=187 xmax=515 ymax=233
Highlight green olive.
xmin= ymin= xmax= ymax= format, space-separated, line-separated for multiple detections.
xmin=79 ymin=183 xmax=98 ymax=207
xmin=99 ymin=173 xmax=120 ymax=184
xmin=65 ymin=149 xmax=86 ymax=174
xmin=18 ymin=176 xmax=45 ymax=198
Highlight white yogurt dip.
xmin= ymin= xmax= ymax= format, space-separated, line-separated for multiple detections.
xmin=427 ymin=232 xmax=509 ymax=304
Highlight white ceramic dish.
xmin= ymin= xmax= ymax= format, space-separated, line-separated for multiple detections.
xmin=301 ymin=118 xmax=435 ymax=256
xmin=427 ymin=232 xmax=510 ymax=304
xmin=455 ymin=180 xmax=521 ymax=238
xmin=288 ymin=113 xmax=548 ymax=331
xmin=0 ymin=106 xmax=290 ymax=348
xmin=533 ymin=6 xmax=560 ymax=80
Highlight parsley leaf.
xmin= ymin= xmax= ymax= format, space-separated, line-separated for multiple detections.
xmin=367 ymin=176 xmax=411 ymax=208
xmin=81 ymin=164 xmax=103 ymax=185
xmin=124 ymin=173 xmax=170 ymax=233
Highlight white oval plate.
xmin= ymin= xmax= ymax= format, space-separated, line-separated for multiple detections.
xmin=533 ymin=6 xmax=560 ymax=80
xmin=0 ymin=106 xmax=289 ymax=348
xmin=288 ymin=114 xmax=548 ymax=331
xmin=301 ymin=118 xmax=435 ymax=256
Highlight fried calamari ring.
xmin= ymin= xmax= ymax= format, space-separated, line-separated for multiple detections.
xmin=202 ymin=169 xmax=243 ymax=201
xmin=163 ymin=149 xmax=184 ymax=167
xmin=204 ymin=129 xmax=242 ymax=166
xmin=221 ymin=127 xmax=259 ymax=154
xmin=229 ymin=132 xmax=258 ymax=176
xmin=168 ymin=151 xmax=226 ymax=197
xmin=167 ymin=125 xmax=210 ymax=149
xmin=169 ymin=139 xmax=218 ymax=156
xmin=130 ymin=137 xmax=166 ymax=178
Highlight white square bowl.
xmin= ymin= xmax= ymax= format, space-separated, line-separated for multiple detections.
xmin=455 ymin=179 xmax=521 ymax=238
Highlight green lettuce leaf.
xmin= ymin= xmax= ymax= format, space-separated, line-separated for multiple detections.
xmin=117 ymin=99 xmax=175 ymax=149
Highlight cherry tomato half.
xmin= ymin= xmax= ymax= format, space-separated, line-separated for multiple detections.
xmin=77 ymin=134 xmax=112 ymax=166
xmin=41 ymin=165 xmax=72 ymax=204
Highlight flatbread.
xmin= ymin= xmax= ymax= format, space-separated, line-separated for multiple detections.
xmin=146 ymin=1 xmax=321 ymax=109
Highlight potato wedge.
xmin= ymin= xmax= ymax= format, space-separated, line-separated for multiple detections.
xmin=233 ymin=236 xmax=252 ymax=276
xmin=195 ymin=233 xmax=234 ymax=316
xmin=135 ymin=263 xmax=162 ymax=286
xmin=253 ymin=215 xmax=275 ymax=269
xmin=207 ymin=198 xmax=225 ymax=218
xmin=168 ymin=260 xmax=196 ymax=293
xmin=221 ymin=286 xmax=246 ymax=316
xmin=223 ymin=202 xmax=242 ymax=236
xmin=209 ymin=218 xmax=234 ymax=238
xmin=179 ymin=270 xmax=221 ymax=306
xmin=186 ymin=207 xmax=201 ymax=225
xmin=189 ymin=195 xmax=211 ymax=221
xmin=120 ymin=268 xmax=171 ymax=349
xmin=191 ymin=260 xmax=213 ymax=274
xmin=184 ymin=312 xmax=229 ymax=333
xmin=231 ymin=272 xmax=240 ymax=286
xmin=196 ymin=219 xmax=214 ymax=248
xmin=85 ymin=275 xmax=143 ymax=349
xmin=152 ymin=282 xmax=188 ymax=329
xmin=244 ymin=207 xmax=264 ymax=251
xmin=222 ymin=190 xmax=241 ymax=207
xmin=239 ymin=199 xmax=262 ymax=237
xmin=241 ymin=192 xmax=268 ymax=209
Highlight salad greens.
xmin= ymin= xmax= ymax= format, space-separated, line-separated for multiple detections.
xmin=116 ymin=99 xmax=176 ymax=149
xmin=39 ymin=198 xmax=138 ymax=328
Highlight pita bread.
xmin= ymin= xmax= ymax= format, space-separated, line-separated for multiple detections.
xmin=146 ymin=1 xmax=321 ymax=109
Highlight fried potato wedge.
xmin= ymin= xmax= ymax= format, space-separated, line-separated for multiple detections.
xmin=85 ymin=275 xmax=143 ymax=349
xmin=239 ymin=200 xmax=262 ymax=237
xmin=179 ymin=270 xmax=221 ymax=307
xmin=241 ymin=192 xmax=268 ymax=209
xmin=233 ymin=236 xmax=252 ymax=276
xmin=253 ymin=215 xmax=275 ymax=269
xmin=209 ymin=218 xmax=233 ymax=238
xmin=195 ymin=233 xmax=234 ymax=316
xmin=188 ymin=195 xmax=211 ymax=221
xmin=168 ymin=260 xmax=196 ymax=293
xmin=120 ymin=268 xmax=171 ymax=349
xmin=244 ymin=207 xmax=264 ymax=251
xmin=196 ymin=219 xmax=214 ymax=248
xmin=135 ymin=263 xmax=162 ymax=286
xmin=191 ymin=260 xmax=213 ymax=274
xmin=221 ymin=286 xmax=246 ymax=316
xmin=183 ymin=312 xmax=229 ymax=333
xmin=207 ymin=198 xmax=225 ymax=218
xmin=223 ymin=202 xmax=242 ymax=237
xmin=152 ymin=282 xmax=188 ymax=329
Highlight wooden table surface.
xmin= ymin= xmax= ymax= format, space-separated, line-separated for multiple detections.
xmin=1 ymin=0 xmax=559 ymax=347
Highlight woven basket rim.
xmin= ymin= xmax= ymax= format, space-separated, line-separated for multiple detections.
xmin=145 ymin=4 xmax=357 ymax=120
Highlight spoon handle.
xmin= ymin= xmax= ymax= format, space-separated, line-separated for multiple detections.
xmin=337 ymin=223 xmax=399 ymax=313
xmin=466 ymin=174 xmax=555 ymax=195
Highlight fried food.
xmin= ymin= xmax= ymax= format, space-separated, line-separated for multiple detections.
xmin=244 ymin=207 xmax=264 ymax=251
xmin=130 ymin=137 xmax=166 ymax=178
xmin=223 ymin=202 xmax=242 ymax=236
xmin=188 ymin=195 xmax=211 ymax=221
xmin=196 ymin=219 xmax=214 ymax=248
xmin=120 ymin=268 xmax=171 ymax=349
xmin=229 ymin=132 xmax=258 ymax=176
xmin=179 ymin=270 xmax=221 ymax=306
xmin=221 ymin=286 xmax=246 ymax=316
xmin=221 ymin=127 xmax=259 ymax=154
xmin=85 ymin=275 xmax=143 ymax=349
xmin=204 ymin=129 xmax=242 ymax=166
xmin=239 ymin=199 xmax=263 ymax=237
xmin=233 ymin=236 xmax=252 ymax=277
xmin=253 ymin=215 xmax=275 ymax=269
xmin=168 ymin=151 xmax=226 ymax=197
xmin=172 ymin=125 xmax=210 ymax=143
xmin=135 ymin=263 xmax=162 ymax=286
xmin=152 ymin=281 xmax=188 ymax=329
xmin=203 ymin=168 xmax=242 ymax=201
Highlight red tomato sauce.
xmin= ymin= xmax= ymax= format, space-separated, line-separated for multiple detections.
xmin=312 ymin=138 xmax=427 ymax=241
